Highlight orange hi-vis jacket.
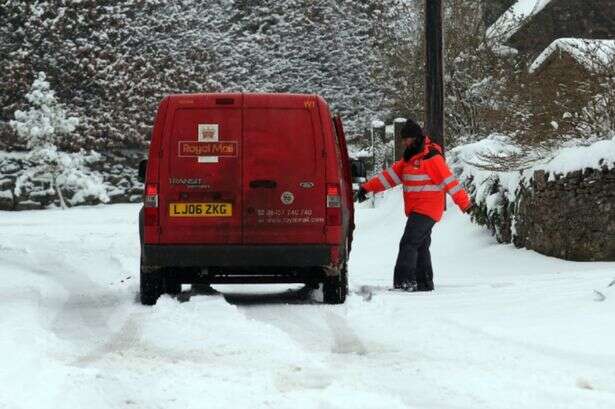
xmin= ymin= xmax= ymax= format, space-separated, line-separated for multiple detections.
xmin=362 ymin=137 xmax=471 ymax=222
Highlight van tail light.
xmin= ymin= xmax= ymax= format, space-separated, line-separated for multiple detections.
xmin=144 ymin=183 xmax=159 ymax=226
xmin=326 ymin=183 xmax=342 ymax=226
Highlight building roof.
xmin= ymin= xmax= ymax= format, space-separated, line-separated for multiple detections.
xmin=529 ymin=38 xmax=615 ymax=74
xmin=487 ymin=0 xmax=554 ymax=45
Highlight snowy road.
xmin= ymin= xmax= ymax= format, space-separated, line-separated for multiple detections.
xmin=1 ymin=189 xmax=614 ymax=409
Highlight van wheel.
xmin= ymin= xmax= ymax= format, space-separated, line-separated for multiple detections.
xmin=140 ymin=261 xmax=163 ymax=306
xmin=323 ymin=263 xmax=348 ymax=305
xmin=163 ymin=274 xmax=182 ymax=296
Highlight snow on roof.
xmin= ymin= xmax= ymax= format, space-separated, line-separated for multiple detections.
xmin=529 ymin=38 xmax=615 ymax=74
xmin=486 ymin=0 xmax=554 ymax=45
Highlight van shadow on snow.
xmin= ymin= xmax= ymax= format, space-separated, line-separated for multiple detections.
xmin=177 ymin=285 xmax=319 ymax=306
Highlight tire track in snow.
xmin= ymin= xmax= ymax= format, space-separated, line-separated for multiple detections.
xmin=73 ymin=314 xmax=142 ymax=367
xmin=2 ymin=247 xmax=143 ymax=365
xmin=224 ymin=287 xmax=371 ymax=393
xmin=442 ymin=317 xmax=615 ymax=369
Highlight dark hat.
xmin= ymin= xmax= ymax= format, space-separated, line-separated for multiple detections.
xmin=400 ymin=118 xmax=424 ymax=140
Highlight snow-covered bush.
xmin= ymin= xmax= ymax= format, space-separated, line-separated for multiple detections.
xmin=15 ymin=148 xmax=110 ymax=208
xmin=574 ymin=84 xmax=615 ymax=141
xmin=449 ymin=134 xmax=524 ymax=242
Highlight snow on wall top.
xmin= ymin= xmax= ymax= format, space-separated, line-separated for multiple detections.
xmin=450 ymin=134 xmax=615 ymax=209
xmin=448 ymin=134 xmax=615 ymax=211
xmin=538 ymin=137 xmax=615 ymax=176
xmin=529 ymin=38 xmax=615 ymax=74
xmin=486 ymin=0 xmax=554 ymax=44
xmin=455 ymin=134 xmax=615 ymax=178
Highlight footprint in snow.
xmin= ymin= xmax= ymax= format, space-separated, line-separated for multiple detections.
xmin=593 ymin=290 xmax=606 ymax=302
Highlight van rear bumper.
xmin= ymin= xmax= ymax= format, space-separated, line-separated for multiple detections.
xmin=142 ymin=244 xmax=331 ymax=267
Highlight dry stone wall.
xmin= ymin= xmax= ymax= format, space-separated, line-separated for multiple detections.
xmin=514 ymin=167 xmax=615 ymax=261
xmin=464 ymin=166 xmax=615 ymax=261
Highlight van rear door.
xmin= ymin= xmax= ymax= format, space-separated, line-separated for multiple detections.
xmin=158 ymin=94 xmax=243 ymax=244
xmin=242 ymin=95 xmax=326 ymax=244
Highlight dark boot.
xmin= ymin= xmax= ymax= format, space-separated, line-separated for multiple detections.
xmin=400 ymin=280 xmax=419 ymax=292
xmin=417 ymin=282 xmax=434 ymax=291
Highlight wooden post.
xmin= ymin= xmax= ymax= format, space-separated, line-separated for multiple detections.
xmin=424 ymin=0 xmax=444 ymax=150
xmin=393 ymin=118 xmax=406 ymax=160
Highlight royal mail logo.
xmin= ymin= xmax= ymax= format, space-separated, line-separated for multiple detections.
xmin=179 ymin=141 xmax=237 ymax=158
xmin=201 ymin=128 xmax=216 ymax=139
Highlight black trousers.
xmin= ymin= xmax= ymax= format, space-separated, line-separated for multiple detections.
xmin=393 ymin=212 xmax=436 ymax=288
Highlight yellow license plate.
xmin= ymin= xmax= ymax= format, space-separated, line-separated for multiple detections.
xmin=169 ymin=203 xmax=232 ymax=217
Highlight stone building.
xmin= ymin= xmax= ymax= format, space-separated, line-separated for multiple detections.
xmin=485 ymin=0 xmax=615 ymax=58
xmin=485 ymin=0 xmax=615 ymax=136
xmin=527 ymin=38 xmax=615 ymax=135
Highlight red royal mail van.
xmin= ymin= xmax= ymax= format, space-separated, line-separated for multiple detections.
xmin=138 ymin=93 xmax=358 ymax=305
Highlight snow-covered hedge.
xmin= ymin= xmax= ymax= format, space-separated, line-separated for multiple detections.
xmin=1 ymin=0 xmax=405 ymax=150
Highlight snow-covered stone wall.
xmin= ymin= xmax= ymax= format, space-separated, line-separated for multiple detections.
xmin=514 ymin=167 xmax=615 ymax=261
xmin=451 ymin=136 xmax=615 ymax=261
xmin=0 ymin=151 xmax=144 ymax=211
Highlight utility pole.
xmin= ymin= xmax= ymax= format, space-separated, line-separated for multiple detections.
xmin=424 ymin=0 xmax=445 ymax=150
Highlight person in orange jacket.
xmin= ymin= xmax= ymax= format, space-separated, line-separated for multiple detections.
xmin=357 ymin=119 xmax=473 ymax=292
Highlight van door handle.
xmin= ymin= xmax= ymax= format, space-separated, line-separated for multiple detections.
xmin=250 ymin=180 xmax=277 ymax=189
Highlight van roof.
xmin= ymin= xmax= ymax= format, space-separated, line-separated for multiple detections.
xmin=163 ymin=92 xmax=329 ymax=109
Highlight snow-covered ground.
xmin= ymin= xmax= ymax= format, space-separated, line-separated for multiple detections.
xmin=1 ymin=189 xmax=614 ymax=409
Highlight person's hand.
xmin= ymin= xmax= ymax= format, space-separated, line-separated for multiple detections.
xmin=463 ymin=203 xmax=474 ymax=214
xmin=355 ymin=187 xmax=368 ymax=203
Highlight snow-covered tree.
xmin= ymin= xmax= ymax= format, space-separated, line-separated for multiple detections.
xmin=374 ymin=0 xmax=536 ymax=150
xmin=10 ymin=72 xmax=79 ymax=150
xmin=371 ymin=0 xmax=424 ymax=122
xmin=1 ymin=0 xmax=398 ymax=149
xmin=10 ymin=73 xmax=107 ymax=208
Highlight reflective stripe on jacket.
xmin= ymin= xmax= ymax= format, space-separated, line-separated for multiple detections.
xmin=361 ymin=137 xmax=471 ymax=222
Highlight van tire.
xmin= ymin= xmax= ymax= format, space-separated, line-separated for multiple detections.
xmin=163 ymin=274 xmax=182 ymax=296
xmin=140 ymin=261 xmax=163 ymax=306
xmin=323 ymin=263 xmax=348 ymax=305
